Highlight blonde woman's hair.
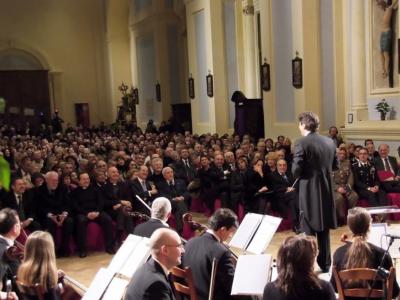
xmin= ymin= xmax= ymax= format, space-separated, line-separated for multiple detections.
xmin=17 ymin=231 xmax=58 ymax=292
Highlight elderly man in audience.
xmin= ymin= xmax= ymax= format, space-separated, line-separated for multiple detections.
xmin=157 ymin=167 xmax=188 ymax=233
xmin=270 ymin=159 xmax=299 ymax=231
xmin=332 ymin=147 xmax=358 ymax=223
xmin=34 ymin=171 xmax=74 ymax=256
xmin=373 ymin=143 xmax=400 ymax=193
xmin=2 ymin=177 xmax=41 ymax=232
xmin=71 ymin=172 xmax=115 ymax=258
xmin=133 ymin=197 xmax=172 ymax=238
xmin=100 ymin=166 xmax=134 ymax=243
xmin=124 ymin=228 xmax=184 ymax=300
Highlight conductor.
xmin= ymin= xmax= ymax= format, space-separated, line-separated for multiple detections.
xmin=292 ymin=112 xmax=337 ymax=272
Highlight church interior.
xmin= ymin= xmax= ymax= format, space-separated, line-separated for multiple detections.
xmin=1 ymin=0 xmax=400 ymax=299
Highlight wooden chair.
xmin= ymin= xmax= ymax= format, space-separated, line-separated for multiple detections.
xmin=332 ymin=266 xmax=395 ymax=300
xmin=171 ymin=266 xmax=198 ymax=300
xmin=16 ymin=280 xmax=45 ymax=300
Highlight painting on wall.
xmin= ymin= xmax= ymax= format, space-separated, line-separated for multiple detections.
xmin=371 ymin=0 xmax=399 ymax=91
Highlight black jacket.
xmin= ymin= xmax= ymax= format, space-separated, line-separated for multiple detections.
xmin=125 ymin=258 xmax=175 ymax=300
xmin=182 ymin=232 xmax=235 ymax=300
xmin=133 ymin=218 xmax=168 ymax=238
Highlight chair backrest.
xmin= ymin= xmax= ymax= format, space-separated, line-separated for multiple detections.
xmin=332 ymin=267 xmax=395 ymax=300
xmin=16 ymin=280 xmax=45 ymax=300
xmin=171 ymin=266 xmax=198 ymax=300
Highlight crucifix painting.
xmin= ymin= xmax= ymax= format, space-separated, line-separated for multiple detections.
xmin=373 ymin=0 xmax=399 ymax=89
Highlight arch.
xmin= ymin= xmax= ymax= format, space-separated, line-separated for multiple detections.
xmin=0 ymin=48 xmax=43 ymax=70
xmin=0 ymin=41 xmax=52 ymax=70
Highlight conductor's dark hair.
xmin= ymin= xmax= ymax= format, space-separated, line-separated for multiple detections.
xmin=0 ymin=208 xmax=19 ymax=235
xmin=231 ymin=91 xmax=246 ymax=103
xmin=298 ymin=112 xmax=320 ymax=132
xmin=209 ymin=208 xmax=238 ymax=231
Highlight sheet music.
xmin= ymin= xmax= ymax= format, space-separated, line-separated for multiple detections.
xmin=102 ymin=277 xmax=129 ymax=300
xmin=231 ymin=254 xmax=272 ymax=296
xmin=229 ymin=213 xmax=263 ymax=250
xmin=108 ymin=235 xmax=143 ymax=273
xmin=82 ymin=268 xmax=115 ymax=300
xmin=119 ymin=239 xmax=151 ymax=278
xmin=246 ymin=215 xmax=281 ymax=254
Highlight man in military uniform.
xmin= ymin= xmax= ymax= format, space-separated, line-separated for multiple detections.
xmin=333 ymin=148 xmax=358 ymax=224
xmin=352 ymin=148 xmax=387 ymax=208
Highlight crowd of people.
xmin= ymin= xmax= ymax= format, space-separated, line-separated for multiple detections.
xmin=0 ymin=118 xmax=400 ymax=299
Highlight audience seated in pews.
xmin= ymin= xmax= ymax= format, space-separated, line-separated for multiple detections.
xmin=124 ymin=228 xmax=183 ymax=300
xmin=2 ymin=119 xmax=399 ymax=261
xmin=263 ymin=235 xmax=336 ymax=300
xmin=330 ymin=207 xmax=399 ymax=299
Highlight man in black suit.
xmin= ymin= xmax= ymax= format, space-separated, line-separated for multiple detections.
xmin=182 ymin=208 xmax=238 ymax=300
xmin=35 ymin=171 xmax=74 ymax=256
xmin=172 ymin=148 xmax=196 ymax=185
xmin=2 ymin=177 xmax=41 ymax=232
xmin=157 ymin=167 xmax=188 ymax=233
xmin=292 ymin=112 xmax=337 ymax=272
xmin=270 ymin=159 xmax=299 ymax=230
xmin=134 ymin=197 xmax=171 ymax=238
xmin=130 ymin=165 xmax=158 ymax=215
xmin=125 ymin=228 xmax=184 ymax=300
xmin=0 ymin=208 xmax=21 ymax=293
xmin=373 ymin=143 xmax=400 ymax=193
xmin=100 ymin=167 xmax=134 ymax=240
xmin=71 ymin=173 xmax=115 ymax=258
xmin=353 ymin=148 xmax=387 ymax=207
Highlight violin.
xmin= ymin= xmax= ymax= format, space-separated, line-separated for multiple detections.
xmin=122 ymin=206 xmax=150 ymax=221
xmin=182 ymin=213 xmax=207 ymax=233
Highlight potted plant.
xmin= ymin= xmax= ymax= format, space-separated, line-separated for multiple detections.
xmin=375 ymin=99 xmax=390 ymax=120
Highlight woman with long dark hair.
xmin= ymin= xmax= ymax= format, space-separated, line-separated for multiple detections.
xmin=263 ymin=235 xmax=336 ymax=300
xmin=330 ymin=207 xmax=399 ymax=298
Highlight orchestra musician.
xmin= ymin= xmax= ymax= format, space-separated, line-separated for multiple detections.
xmin=182 ymin=208 xmax=239 ymax=300
xmin=0 ymin=209 xmax=21 ymax=293
xmin=17 ymin=231 xmax=64 ymax=300
xmin=263 ymin=235 xmax=336 ymax=300
xmin=124 ymin=228 xmax=184 ymax=300
xmin=133 ymin=197 xmax=171 ymax=238
xmin=330 ymin=207 xmax=399 ymax=298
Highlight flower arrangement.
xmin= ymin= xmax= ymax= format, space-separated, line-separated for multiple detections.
xmin=375 ymin=99 xmax=390 ymax=120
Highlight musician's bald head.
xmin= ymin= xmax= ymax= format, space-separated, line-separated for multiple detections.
xmin=149 ymin=228 xmax=184 ymax=269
